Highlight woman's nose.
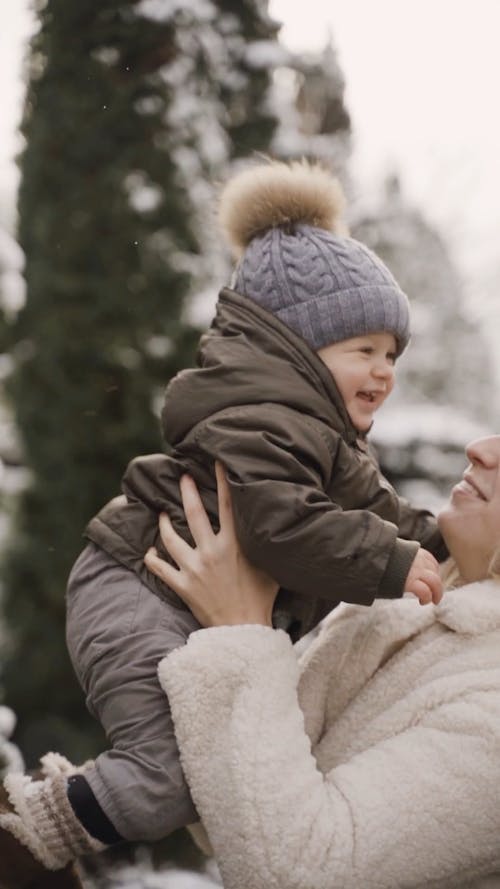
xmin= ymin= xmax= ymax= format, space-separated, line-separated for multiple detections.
xmin=465 ymin=435 xmax=500 ymax=468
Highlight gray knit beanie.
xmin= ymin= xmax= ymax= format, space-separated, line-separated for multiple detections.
xmin=219 ymin=161 xmax=410 ymax=356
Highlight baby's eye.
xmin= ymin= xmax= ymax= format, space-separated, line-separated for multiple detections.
xmin=387 ymin=352 xmax=397 ymax=364
xmin=359 ymin=346 xmax=374 ymax=355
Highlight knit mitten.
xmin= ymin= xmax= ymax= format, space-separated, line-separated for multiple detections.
xmin=0 ymin=752 xmax=105 ymax=887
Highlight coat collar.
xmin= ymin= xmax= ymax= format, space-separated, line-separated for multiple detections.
xmin=299 ymin=596 xmax=433 ymax=747
xmin=162 ymin=288 xmax=358 ymax=447
xmin=218 ymin=288 xmax=352 ymax=431
xmin=318 ymin=579 xmax=500 ymax=671
xmin=359 ymin=579 xmax=500 ymax=639
xmin=300 ymin=579 xmax=500 ymax=748
xmin=434 ymin=579 xmax=500 ymax=634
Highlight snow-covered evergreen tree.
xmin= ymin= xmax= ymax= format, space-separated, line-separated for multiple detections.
xmin=0 ymin=228 xmax=26 ymax=555
xmin=0 ymin=706 xmax=24 ymax=777
xmin=0 ymin=228 xmax=25 ymax=326
xmin=160 ymin=0 xmax=290 ymax=323
xmin=0 ymin=0 xmax=284 ymax=771
xmin=271 ymin=38 xmax=351 ymax=174
xmin=188 ymin=34 xmax=353 ymax=325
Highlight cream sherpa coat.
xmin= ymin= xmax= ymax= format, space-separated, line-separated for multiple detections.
xmin=159 ymin=581 xmax=500 ymax=889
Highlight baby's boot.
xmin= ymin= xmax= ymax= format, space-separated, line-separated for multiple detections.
xmin=0 ymin=752 xmax=105 ymax=889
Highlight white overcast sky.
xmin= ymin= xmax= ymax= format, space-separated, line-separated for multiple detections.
xmin=270 ymin=1 xmax=500 ymax=292
xmin=1 ymin=1 xmax=500 ymax=356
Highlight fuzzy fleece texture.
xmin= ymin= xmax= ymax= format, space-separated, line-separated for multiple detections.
xmin=159 ymin=581 xmax=500 ymax=889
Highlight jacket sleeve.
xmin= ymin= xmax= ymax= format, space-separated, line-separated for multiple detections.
xmin=396 ymin=495 xmax=448 ymax=560
xmin=189 ymin=404 xmax=417 ymax=604
xmin=360 ymin=439 xmax=447 ymax=561
xmin=160 ymin=625 xmax=500 ymax=889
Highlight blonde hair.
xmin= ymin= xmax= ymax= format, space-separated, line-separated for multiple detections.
xmin=440 ymin=544 xmax=500 ymax=590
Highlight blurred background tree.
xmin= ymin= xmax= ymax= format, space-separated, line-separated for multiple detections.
xmin=0 ymin=0 xmax=287 ymax=768
xmin=271 ymin=38 xmax=351 ymax=172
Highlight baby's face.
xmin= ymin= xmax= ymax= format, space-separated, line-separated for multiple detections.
xmin=317 ymin=332 xmax=397 ymax=433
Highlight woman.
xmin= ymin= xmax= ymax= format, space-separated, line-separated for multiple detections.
xmin=145 ymin=437 xmax=500 ymax=889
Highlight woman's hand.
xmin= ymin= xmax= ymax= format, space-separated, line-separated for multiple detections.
xmin=144 ymin=462 xmax=279 ymax=628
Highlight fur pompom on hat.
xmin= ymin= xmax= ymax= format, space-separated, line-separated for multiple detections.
xmin=219 ymin=160 xmax=347 ymax=255
xmin=218 ymin=160 xmax=410 ymax=355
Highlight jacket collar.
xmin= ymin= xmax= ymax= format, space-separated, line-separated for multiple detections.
xmin=163 ymin=288 xmax=359 ymax=446
xmin=217 ymin=289 xmax=356 ymax=438
xmin=321 ymin=580 xmax=500 ymax=664
xmin=434 ymin=579 xmax=500 ymax=634
xmin=218 ymin=289 xmax=355 ymax=433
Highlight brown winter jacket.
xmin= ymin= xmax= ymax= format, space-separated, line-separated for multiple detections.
xmin=86 ymin=288 xmax=446 ymax=640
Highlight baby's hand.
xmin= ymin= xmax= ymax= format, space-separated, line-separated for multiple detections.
xmin=404 ymin=548 xmax=443 ymax=605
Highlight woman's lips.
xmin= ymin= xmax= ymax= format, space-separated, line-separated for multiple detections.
xmin=453 ymin=478 xmax=487 ymax=500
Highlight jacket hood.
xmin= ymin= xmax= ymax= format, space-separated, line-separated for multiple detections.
xmin=162 ymin=288 xmax=356 ymax=447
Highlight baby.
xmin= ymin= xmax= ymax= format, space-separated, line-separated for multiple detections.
xmin=0 ymin=161 xmax=446 ymax=883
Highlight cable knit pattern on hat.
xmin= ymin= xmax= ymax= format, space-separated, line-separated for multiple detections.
xmin=221 ymin=161 xmax=411 ymax=354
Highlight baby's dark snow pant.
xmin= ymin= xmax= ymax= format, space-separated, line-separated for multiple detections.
xmin=66 ymin=542 xmax=199 ymax=842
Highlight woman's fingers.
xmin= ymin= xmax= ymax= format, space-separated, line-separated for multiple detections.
xmin=144 ymin=546 xmax=182 ymax=588
xmin=143 ymin=467 xmax=278 ymax=628
xmin=157 ymin=511 xmax=194 ymax=568
xmin=179 ymin=474 xmax=214 ymax=548
xmin=215 ymin=461 xmax=235 ymax=538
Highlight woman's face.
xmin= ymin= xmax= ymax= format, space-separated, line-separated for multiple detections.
xmin=438 ymin=435 xmax=500 ymax=582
